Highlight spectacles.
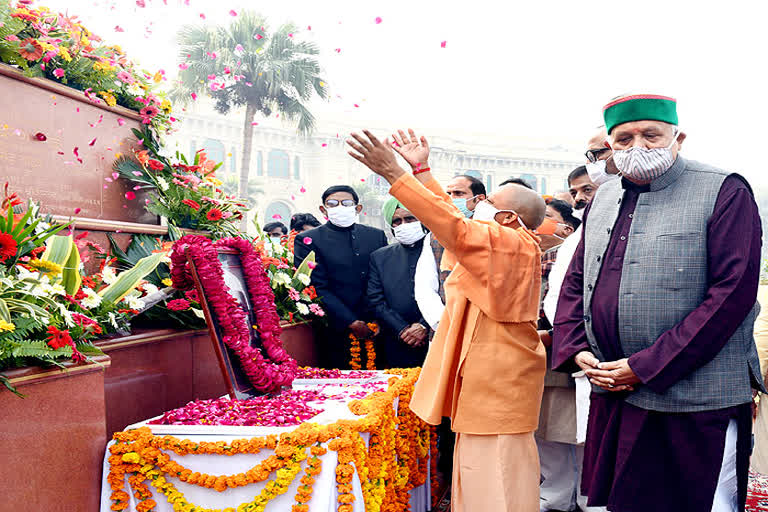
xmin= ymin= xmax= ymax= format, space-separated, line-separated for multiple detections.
xmin=585 ymin=148 xmax=611 ymax=163
xmin=324 ymin=199 xmax=356 ymax=208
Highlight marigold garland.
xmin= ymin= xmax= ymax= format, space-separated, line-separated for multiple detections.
xmin=349 ymin=322 xmax=379 ymax=370
xmin=107 ymin=368 xmax=432 ymax=512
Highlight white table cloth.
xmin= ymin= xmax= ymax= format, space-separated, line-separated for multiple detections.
xmin=100 ymin=377 xmax=431 ymax=512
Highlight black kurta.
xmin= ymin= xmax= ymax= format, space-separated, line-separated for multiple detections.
xmin=294 ymin=221 xmax=388 ymax=369
xmin=367 ymin=239 xmax=429 ymax=368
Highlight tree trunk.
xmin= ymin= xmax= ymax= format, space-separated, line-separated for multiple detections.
xmin=238 ymin=102 xmax=256 ymax=232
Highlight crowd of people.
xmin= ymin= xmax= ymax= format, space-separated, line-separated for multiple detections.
xmin=265 ymin=94 xmax=764 ymax=512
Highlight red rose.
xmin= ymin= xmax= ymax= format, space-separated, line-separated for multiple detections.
xmin=147 ymin=159 xmax=165 ymax=171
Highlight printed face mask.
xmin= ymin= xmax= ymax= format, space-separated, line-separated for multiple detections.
xmin=326 ymin=205 xmax=357 ymax=227
xmin=393 ymin=221 xmax=426 ymax=245
xmin=612 ymin=129 xmax=681 ymax=184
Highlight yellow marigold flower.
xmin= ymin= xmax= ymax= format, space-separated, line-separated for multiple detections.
xmin=28 ymin=259 xmax=62 ymax=276
xmin=39 ymin=41 xmax=56 ymax=52
xmin=160 ymin=99 xmax=172 ymax=113
xmin=153 ymin=71 xmax=163 ymax=83
xmin=205 ymin=177 xmax=223 ymax=186
xmin=121 ymin=452 xmax=140 ymax=463
xmin=161 ymin=278 xmax=173 ymax=287
xmin=0 ymin=320 xmax=15 ymax=332
xmin=100 ymin=91 xmax=117 ymax=107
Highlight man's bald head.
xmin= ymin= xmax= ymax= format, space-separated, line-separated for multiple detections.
xmin=488 ymin=183 xmax=547 ymax=229
xmin=587 ymin=128 xmax=609 ymax=151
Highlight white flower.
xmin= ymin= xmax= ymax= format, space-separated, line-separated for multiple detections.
xmin=108 ymin=312 xmax=119 ymax=329
xmin=81 ymin=288 xmax=102 ymax=309
xmin=191 ymin=308 xmax=205 ymax=319
xmin=297 ymin=274 xmax=311 ymax=286
xmin=157 ymin=176 xmax=170 ymax=191
xmin=160 ymin=254 xmax=171 ymax=264
xmin=142 ymin=283 xmax=159 ymax=295
xmin=274 ymin=272 xmax=291 ymax=286
xmin=102 ymin=266 xmax=117 ymax=284
xmin=296 ymin=302 xmax=310 ymax=316
xmin=61 ymin=308 xmax=75 ymax=328
xmin=123 ymin=295 xmax=145 ymax=310
xmin=127 ymin=83 xmax=143 ymax=96
xmin=41 ymin=283 xmax=66 ymax=296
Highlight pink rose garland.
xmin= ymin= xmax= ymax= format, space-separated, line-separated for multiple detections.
xmin=170 ymin=235 xmax=298 ymax=393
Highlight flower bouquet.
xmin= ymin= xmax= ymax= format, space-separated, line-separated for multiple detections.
xmin=0 ymin=184 xmax=165 ymax=395
xmin=258 ymin=229 xmax=325 ymax=325
xmin=114 ymin=127 xmax=248 ymax=237
xmin=0 ymin=1 xmax=175 ymax=133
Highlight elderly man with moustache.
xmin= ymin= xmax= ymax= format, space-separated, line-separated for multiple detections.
xmin=348 ymin=128 xmax=548 ymax=511
xmin=552 ymin=94 xmax=763 ymax=512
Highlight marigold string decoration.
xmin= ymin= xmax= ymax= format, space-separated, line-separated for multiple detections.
xmin=107 ymin=368 xmax=437 ymax=512
xmin=349 ymin=322 xmax=379 ymax=370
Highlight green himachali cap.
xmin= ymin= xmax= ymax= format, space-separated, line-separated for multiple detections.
xmin=381 ymin=196 xmax=404 ymax=226
xmin=603 ymin=94 xmax=678 ymax=134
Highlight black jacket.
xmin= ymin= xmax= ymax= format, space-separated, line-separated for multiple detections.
xmin=367 ymin=239 xmax=429 ymax=368
xmin=294 ymin=222 xmax=387 ymax=332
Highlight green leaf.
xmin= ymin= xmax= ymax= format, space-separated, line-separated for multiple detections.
xmin=98 ymin=252 xmax=164 ymax=305
xmin=0 ymin=375 xmax=24 ymax=398
xmin=61 ymin=242 xmax=82 ymax=295
xmin=0 ymin=299 xmax=10 ymax=323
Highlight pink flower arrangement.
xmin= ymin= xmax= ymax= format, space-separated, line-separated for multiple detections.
xmin=170 ymin=236 xmax=298 ymax=392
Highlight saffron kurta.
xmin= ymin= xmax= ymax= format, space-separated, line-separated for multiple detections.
xmin=389 ymin=173 xmax=546 ymax=435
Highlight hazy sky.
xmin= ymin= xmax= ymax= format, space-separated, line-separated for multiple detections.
xmin=41 ymin=0 xmax=768 ymax=184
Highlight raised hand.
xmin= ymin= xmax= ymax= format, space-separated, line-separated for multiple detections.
xmin=347 ymin=130 xmax=406 ymax=184
xmin=391 ymin=129 xmax=430 ymax=171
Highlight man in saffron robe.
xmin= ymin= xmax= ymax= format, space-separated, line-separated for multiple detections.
xmin=347 ymin=128 xmax=547 ymax=512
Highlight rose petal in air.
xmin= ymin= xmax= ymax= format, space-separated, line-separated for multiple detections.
xmin=125 ymin=191 xmax=136 ymax=200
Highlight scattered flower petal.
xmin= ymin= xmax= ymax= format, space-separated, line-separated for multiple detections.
xmin=89 ymin=137 xmax=97 ymax=146
xmin=440 ymin=40 xmax=447 ymax=48
xmin=114 ymin=25 xmax=124 ymax=32
xmin=375 ymin=16 xmax=382 ymax=24
xmin=229 ymin=9 xmax=237 ymax=16
xmin=117 ymin=118 xmax=126 ymax=126
xmin=34 ymin=132 xmax=46 ymax=141
xmin=125 ymin=191 xmax=136 ymax=200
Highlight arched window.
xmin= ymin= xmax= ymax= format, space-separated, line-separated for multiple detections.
xmin=486 ymin=174 xmax=493 ymax=192
xmin=268 ymin=150 xmax=290 ymax=178
xmin=201 ymin=138 xmax=225 ymax=167
xmin=256 ymin=151 xmax=263 ymax=177
xmin=539 ymin=176 xmax=547 ymax=195
xmin=294 ymin=156 xmax=301 ymax=180
xmin=264 ymin=201 xmax=292 ymax=224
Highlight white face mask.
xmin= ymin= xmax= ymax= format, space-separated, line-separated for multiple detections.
xmin=393 ymin=221 xmax=426 ymax=245
xmin=611 ymin=128 xmax=681 ymax=184
xmin=472 ymin=201 xmax=527 ymax=229
xmin=586 ymin=159 xmax=619 ymax=186
xmin=326 ymin=205 xmax=357 ymax=228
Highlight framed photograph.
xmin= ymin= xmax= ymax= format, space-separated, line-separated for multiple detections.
xmin=187 ymin=248 xmax=264 ymax=400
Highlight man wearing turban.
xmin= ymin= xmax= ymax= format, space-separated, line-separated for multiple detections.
xmin=367 ymin=197 xmax=431 ymax=368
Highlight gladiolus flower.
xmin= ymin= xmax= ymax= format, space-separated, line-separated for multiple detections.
xmin=182 ymin=199 xmax=201 ymax=210
xmin=147 ymin=159 xmax=164 ymax=171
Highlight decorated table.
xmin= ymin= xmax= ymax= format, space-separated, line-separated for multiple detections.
xmin=100 ymin=368 xmax=437 ymax=512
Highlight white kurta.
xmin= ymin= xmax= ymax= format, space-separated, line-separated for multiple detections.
xmin=414 ymin=233 xmax=445 ymax=331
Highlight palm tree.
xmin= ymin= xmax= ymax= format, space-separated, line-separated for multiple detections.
xmin=173 ymin=12 xmax=327 ymax=226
